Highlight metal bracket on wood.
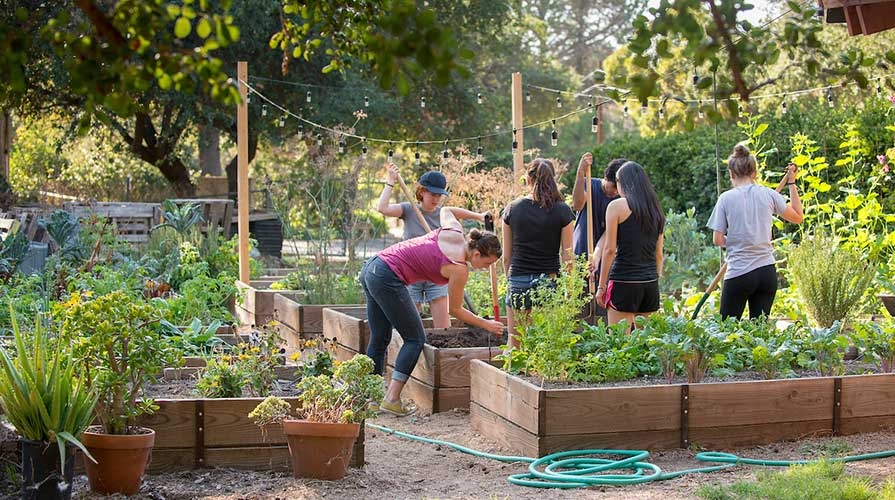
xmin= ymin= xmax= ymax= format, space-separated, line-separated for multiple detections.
xmin=195 ymin=400 xmax=206 ymax=468
xmin=833 ymin=377 xmax=842 ymax=436
xmin=680 ymin=384 xmax=690 ymax=448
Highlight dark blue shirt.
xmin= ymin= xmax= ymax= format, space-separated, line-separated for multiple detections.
xmin=573 ymin=178 xmax=620 ymax=258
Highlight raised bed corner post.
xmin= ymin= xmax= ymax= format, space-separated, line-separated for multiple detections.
xmin=833 ymin=377 xmax=842 ymax=436
xmin=237 ymin=61 xmax=251 ymax=284
xmin=680 ymin=384 xmax=690 ymax=448
xmin=195 ymin=399 xmax=206 ymax=468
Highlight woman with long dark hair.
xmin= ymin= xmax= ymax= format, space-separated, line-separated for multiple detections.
xmin=596 ymin=161 xmax=665 ymax=326
xmin=502 ymin=158 xmax=575 ymax=348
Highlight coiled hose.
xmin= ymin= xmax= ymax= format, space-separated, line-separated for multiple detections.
xmin=366 ymin=423 xmax=895 ymax=489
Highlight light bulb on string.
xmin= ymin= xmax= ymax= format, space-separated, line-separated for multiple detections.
xmin=512 ymin=128 xmax=518 ymax=151
xmin=387 ymin=148 xmax=394 ymax=162
xmin=246 ymin=91 xmax=251 ymax=104
xmin=306 ymin=91 xmax=311 ymax=103
xmin=278 ymin=114 xmax=285 ymax=127
xmin=420 ymin=96 xmax=426 ymax=108
xmin=526 ymin=91 xmax=531 ymax=102
xmin=623 ymin=103 xmax=628 ymax=116
xmin=298 ymin=123 xmax=304 ymax=134
xmin=693 ymin=69 xmax=699 ymax=88
xmin=364 ymin=96 xmax=370 ymax=107
xmin=361 ymin=138 xmax=368 ymax=160
xmin=641 ymin=102 xmax=648 ymax=115
xmin=261 ymin=104 xmax=268 ymax=117
xmin=658 ymin=105 xmax=665 ymax=119
xmin=477 ymin=93 xmax=483 ymax=105
xmin=316 ymin=133 xmax=323 ymax=146
xmin=827 ymin=88 xmax=834 ymax=108
xmin=698 ymin=100 xmax=704 ymax=119
xmin=442 ymin=140 xmax=449 ymax=160
xmin=781 ymin=100 xmax=788 ymax=115
xmin=550 ymin=119 xmax=558 ymax=147
xmin=338 ymin=136 xmax=345 ymax=154
xmin=415 ymin=143 xmax=421 ymax=166
xmin=591 ymin=115 xmax=599 ymax=133
xmin=476 ymin=138 xmax=484 ymax=161
xmin=555 ymin=96 xmax=562 ymax=108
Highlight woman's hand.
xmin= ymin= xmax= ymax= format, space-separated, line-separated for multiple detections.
xmin=578 ymin=152 xmax=593 ymax=176
xmin=387 ymin=163 xmax=400 ymax=184
xmin=596 ymin=287 xmax=607 ymax=308
xmin=482 ymin=319 xmax=503 ymax=336
xmin=786 ymin=163 xmax=798 ymax=183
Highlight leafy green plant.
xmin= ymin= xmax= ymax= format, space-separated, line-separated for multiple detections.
xmin=577 ymin=321 xmax=654 ymax=383
xmin=640 ymin=314 xmax=688 ymax=384
xmin=152 ymin=199 xmax=202 ymax=242
xmin=680 ymin=319 xmax=728 ymax=383
xmin=742 ymin=323 xmax=797 ymax=380
xmin=158 ymin=318 xmax=225 ymax=357
xmin=0 ymin=307 xmax=97 ymax=474
xmin=854 ymin=318 xmax=895 ymax=373
xmin=794 ymin=321 xmax=848 ymax=376
xmin=60 ymin=290 xmax=180 ymax=435
xmin=661 ymin=208 xmax=722 ymax=294
xmin=249 ymin=354 xmax=384 ymax=426
xmin=788 ymin=234 xmax=876 ymax=328
xmin=195 ymin=355 xmax=246 ymax=398
xmin=196 ymin=322 xmax=283 ymax=398
xmin=0 ymin=230 xmax=29 ymax=281
xmin=270 ymin=264 xmax=363 ymax=304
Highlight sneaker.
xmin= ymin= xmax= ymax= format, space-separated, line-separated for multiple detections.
xmin=379 ymin=399 xmax=417 ymax=417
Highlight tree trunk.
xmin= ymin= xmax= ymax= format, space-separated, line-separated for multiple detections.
xmin=0 ymin=111 xmax=11 ymax=182
xmin=198 ymin=124 xmax=222 ymax=176
xmin=159 ymin=157 xmax=197 ymax=197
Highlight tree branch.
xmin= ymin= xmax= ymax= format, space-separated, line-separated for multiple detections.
xmin=73 ymin=0 xmax=128 ymax=48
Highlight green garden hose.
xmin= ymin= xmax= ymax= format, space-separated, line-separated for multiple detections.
xmin=366 ymin=422 xmax=895 ymax=489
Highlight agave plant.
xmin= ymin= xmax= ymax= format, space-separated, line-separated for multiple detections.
xmin=0 ymin=306 xmax=97 ymax=473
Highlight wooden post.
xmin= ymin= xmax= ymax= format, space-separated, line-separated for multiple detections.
xmin=511 ymin=73 xmax=524 ymax=183
xmin=236 ymin=62 xmax=251 ymax=284
xmin=0 ymin=111 xmax=11 ymax=182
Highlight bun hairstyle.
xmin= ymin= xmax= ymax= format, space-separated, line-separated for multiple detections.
xmin=467 ymin=229 xmax=502 ymax=258
xmin=728 ymin=143 xmax=758 ymax=179
xmin=527 ymin=158 xmax=563 ymax=210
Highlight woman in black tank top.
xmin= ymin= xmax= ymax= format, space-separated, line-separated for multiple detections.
xmin=597 ymin=161 xmax=665 ymax=328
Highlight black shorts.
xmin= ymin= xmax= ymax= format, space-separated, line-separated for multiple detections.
xmin=606 ymin=280 xmax=659 ymax=313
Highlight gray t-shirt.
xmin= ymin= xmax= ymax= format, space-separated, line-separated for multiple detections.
xmin=399 ymin=202 xmax=441 ymax=239
xmin=706 ymin=184 xmax=787 ymax=280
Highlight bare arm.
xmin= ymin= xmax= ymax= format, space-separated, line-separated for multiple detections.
xmin=571 ymin=153 xmax=593 ymax=211
xmin=376 ymin=163 xmax=403 ymax=217
xmin=439 ymin=206 xmax=464 ymax=231
xmin=597 ymin=201 xmax=621 ymax=303
xmin=655 ymin=233 xmax=664 ymax=278
xmin=443 ymin=264 xmax=503 ymax=335
xmin=560 ymin=221 xmax=574 ymax=272
xmin=449 ymin=207 xmax=487 ymax=223
xmin=713 ymin=231 xmax=726 ymax=248
xmin=780 ymin=164 xmax=803 ymax=224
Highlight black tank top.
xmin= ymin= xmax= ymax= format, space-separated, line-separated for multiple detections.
xmin=609 ymin=215 xmax=659 ymax=282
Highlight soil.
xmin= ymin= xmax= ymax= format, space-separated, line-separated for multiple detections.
xmin=426 ymin=328 xmax=507 ymax=349
xmin=46 ymin=409 xmax=895 ymax=500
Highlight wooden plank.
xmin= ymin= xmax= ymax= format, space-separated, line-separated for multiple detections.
xmin=436 ymin=346 xmax=502 ymax=388
xmin=138 ymin=400 xmax=195 ymax=449
xmin=689 ymin=378 xmax=833 ymax=428
xmin=205 ymin=446 xmax=291 ymax=471
xmin=541 ymin=429 xmax=680 ymax=455
xmin=840 ymin=373 xmax=895 ymax=418
xmin=543 ymin=385 xmax=680 ymax=436
xmin=400 ymin=377 xmax=435 ymax=415
xmin=856 ymin=1 xmax=895 ymax=34
xmin=689 ymin=420 xmax=833 ymax=449
xmin=388 ymin=336 xmax=437 ymax=385
xmin=840 ymin=415 xmax=895 ymax=435
xmin=275 ymin=293 xmax=303 ymax=333
xmin=324 ymin=307 xmax=369 ymax=352
xmin=145 ymin=448 xmax=195 ymax=474
xmin=300 ymin=304 xmax=363 ymax=335
xmin=470 ymin=402 xmax=540 ymax=458
xmin=335 ymin=344 xmax=362 ymax=362
xmin=203 ymin=398 xmax=298 ymax=447
xmin=469 ymin=360 xmax=541 ymax=434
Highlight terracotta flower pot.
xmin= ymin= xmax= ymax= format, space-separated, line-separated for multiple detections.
xmin=282 ymin=420 xmax=360 ymax=480
xmin=81 ymin=427 xmax=155 ymax=495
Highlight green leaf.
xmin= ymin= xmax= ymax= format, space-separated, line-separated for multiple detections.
xmin=174 ymin=17 xmax=191 ymax=39
xmin=196 ymin=18 xmax=212 ymax=39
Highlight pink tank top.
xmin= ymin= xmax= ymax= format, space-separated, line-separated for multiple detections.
xmin=379 ymin=228 xmax=463 ymax=285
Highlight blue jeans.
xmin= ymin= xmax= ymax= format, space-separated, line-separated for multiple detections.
xmin=360 ymin=256 xmax=425 ymax=382
xmin=505 ymin=273 xmax=556 ymax=310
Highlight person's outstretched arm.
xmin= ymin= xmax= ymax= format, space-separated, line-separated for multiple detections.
xmin=377 ymin=163 xmax=404 ymax=217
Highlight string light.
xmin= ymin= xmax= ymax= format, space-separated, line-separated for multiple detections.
xmin=550 ymin=119 xmax=558 ymax=147
xmin=555 ymin=96 xmax=562 ymax=108
xmin=387 ymin=148 xmax=394 ymax=162
xmin=316 ymin=133 xmax=323 ymax=146
xmin=526 ymin=91 xmax=531 ymax=102
xmin=477 ymin=93 xmax=483 ymax=105
xmin=261 ymin=104 xmax=268 ymax=117
xmin=361 ymin=138 xmax=368 ymax=159
xmin=512 ymin=128 xmax=518 ymax=151
xmin=693 ymin=69 xmax=699 ymax=88
xmin=591 ymin=115 xmax=599 ymax=133
xmin=827 ymin=87 xmax=834 ymax=107
xmin=476 ymin=137 xmax=484 ymax=161
xmin=781 ymin=100 xmax=788 ymax=114
xmin=246 ymin=91 xmax=251 ymax=104
xmin=877 ymin=83 xmax=883 ymax=96
xmin=338 ymin=136 xmax=346 ymax=154
xmin=443 ymin=140 xmax=449 ymax=160
xmin=364 ymin=96 xmax=370 ymax=107
xmin=298 ymin=123 xmax=304 ymax=134
xmin=697 ymin=99 xmax=704 ymax=119
xmin=306 ymin=91 xmax=312 ymax=103
xmin=420 ymin=96 xmax=426 ymax=108
xmin=623 ymin=103 xmax=628 ymax=116
xmin=278 ymin=114 xmax=285 ymax=127
xmin=641 ymin=102 xmax=648 ymax=115
xmin=415 ymin=142 xmax=421 ymax=166
xmin=658 ymin=105 xmax=665 ymax=119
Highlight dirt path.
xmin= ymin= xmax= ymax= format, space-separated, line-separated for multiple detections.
xmin=69 ymin=409 xmax=895 ymax=500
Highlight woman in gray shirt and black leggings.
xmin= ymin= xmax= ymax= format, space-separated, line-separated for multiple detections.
xmin=707 ymin=143 xmax=803 ymax=319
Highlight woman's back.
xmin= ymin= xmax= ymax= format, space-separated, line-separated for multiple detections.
xmin=610 ymin=204 xmax=660 ymax=281
xmin=503 ymin=197 xmax=574 ymax=275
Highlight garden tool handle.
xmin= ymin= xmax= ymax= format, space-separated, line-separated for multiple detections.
xmin=585 ymin=161 xmax=595 ymax=295
xmin=396 ymin=174 xmax=432 ymax=233
xmin=483 ymin=214 xmax=501 ymax=321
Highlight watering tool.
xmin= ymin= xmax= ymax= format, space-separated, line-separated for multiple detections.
xmin=394 ymin=170 xmax=478 ymax=314
xmin=483 ymin=213 xmax=500 ymax=321
xmin=690 ymin=166 xmax=794 ymax=320
xmin=367 ymin=422 xmax=895 ymax=489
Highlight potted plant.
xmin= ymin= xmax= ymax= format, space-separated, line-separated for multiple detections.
xmin=0 ymin=308 xmax=96 ymax=500
xmin=249 ymin=354 xmax=384 ymax=480
xmin=59 ymin=290 xmax=180 ymax=495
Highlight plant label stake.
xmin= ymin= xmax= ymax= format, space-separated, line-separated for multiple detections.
xmin=484 ymin=213 xmax=500 ymax=321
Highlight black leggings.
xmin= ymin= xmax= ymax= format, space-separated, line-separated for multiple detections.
xmin=720 ymin=264 xmax=778 ymax=320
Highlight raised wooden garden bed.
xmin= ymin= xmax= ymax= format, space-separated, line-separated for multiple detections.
xmin=234 ymin=281 xmax=303 ymax=327
xmin=136 ymin=398 xmax=364 ymax=473
xmin=386 ymin=328 xmax=503 ymax=414
xmin=469 ymin=360 xmax=895 ymax=457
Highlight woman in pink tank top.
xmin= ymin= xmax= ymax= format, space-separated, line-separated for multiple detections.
xmin=360 ymin=207 xmax=503 ymax=416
